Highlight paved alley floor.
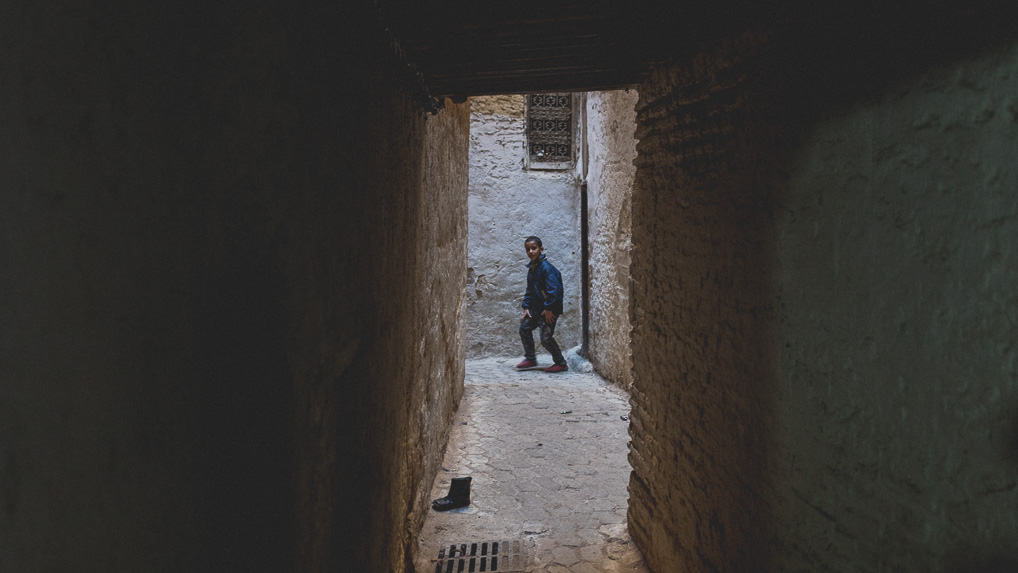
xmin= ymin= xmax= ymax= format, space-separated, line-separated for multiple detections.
xmin=416 ymin=357 xmax=649 ymax=573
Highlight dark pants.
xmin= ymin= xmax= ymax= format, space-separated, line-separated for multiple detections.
xmin=519 ymin=312 xmax=565 ymax=365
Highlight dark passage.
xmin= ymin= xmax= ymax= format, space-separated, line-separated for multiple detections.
xmin=4 ymin=2 xmax=1017 ymax=572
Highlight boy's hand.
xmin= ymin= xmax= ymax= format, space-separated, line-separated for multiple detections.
xmin=541 ymin=309 xmax=556 ymax=324
xmin=521 ymin=309 xmax=531 ymax=323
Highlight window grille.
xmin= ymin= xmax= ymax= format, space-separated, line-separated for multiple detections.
xmin=527 ymin=93 xmax=572 ymax=167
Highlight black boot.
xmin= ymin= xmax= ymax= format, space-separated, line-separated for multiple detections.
xmin=431 ymin=476 xmax=471 ymax=511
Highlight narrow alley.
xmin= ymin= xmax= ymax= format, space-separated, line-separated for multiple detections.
xmin=416 ymin=358 xmax=647 ymax=573
xmin=7 ymin=4 xmax=1018 ymax=572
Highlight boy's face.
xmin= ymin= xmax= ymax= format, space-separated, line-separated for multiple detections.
xmin=525 ymin=241 xmax=543 ymax=262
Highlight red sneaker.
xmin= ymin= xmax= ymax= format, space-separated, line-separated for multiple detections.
xmin=516 ymin=359 xmax=537 ymax=369
xmin=543 ymin=364 xmax=568 ymax=373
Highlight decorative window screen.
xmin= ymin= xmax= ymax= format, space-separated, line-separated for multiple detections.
xmin=527 ymin=93 xmax=572 ymax=165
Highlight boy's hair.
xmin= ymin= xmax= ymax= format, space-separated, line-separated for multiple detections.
xmin=524 ymin=236 xmax=543 ymax=247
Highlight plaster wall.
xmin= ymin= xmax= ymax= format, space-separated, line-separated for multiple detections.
xmin=585 ymin=90 xmax=639 ymax=388
xmin=1 ymin=3 xmax=468 ymax=572
xmin=627 ymin=29 xmax=1018 ymax=573
xmin=772 ymin=41 xmax=1018 ymax=572
xmin=466 ymin=95 xmax=581 ymax=358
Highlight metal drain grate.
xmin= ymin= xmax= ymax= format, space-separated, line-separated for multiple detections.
xmin=431 ymin=540 xmax=525 ymax=573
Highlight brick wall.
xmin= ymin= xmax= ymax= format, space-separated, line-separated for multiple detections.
xmin=627 ymin=34 xmax=782 ymax=572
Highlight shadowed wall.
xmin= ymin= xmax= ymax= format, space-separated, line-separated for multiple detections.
xmin=1 ymin=3 xmax=467 ymax=572
xmin=627 ymin=13 xmax=1018 ymax=572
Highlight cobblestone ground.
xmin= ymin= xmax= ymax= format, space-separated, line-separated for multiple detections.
xmin=416 ymin=357 xmax=648 ymax=573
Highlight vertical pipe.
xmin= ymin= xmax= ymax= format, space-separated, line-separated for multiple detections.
xmin=580 ymin=182 xmax=590 ymax=357
xmin=579 ymin=93 xmax=591 ymax=358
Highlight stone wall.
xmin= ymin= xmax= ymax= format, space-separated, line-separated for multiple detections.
xmin=627 ymin=25 xmax=1018 ymax=573
xmin=466 ymin=95 xmax=582 ymax=359
xmin=0 ymin=3 xmax=467 ymax=572
xmin=585 ymin=90 xmax=639 ymax=388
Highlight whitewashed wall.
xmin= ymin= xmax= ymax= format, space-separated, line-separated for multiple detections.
xmin=586 ymin=90 xmax=639 ymax=388
xmin=465 ymin=95 xmax=581 ymax=359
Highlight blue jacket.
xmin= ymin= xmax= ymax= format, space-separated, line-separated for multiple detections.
xmin=522 ymin=255 xmax=563 ymax=315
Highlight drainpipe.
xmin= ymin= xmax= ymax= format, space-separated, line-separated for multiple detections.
xmin=580 ymin=182 xmax=590 ymax=358
xmin=580 ymin=94 xmax=590 ymax=358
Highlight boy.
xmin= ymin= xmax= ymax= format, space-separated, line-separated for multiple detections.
xmin=516 ymin=236 xmax=568 ymax=373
